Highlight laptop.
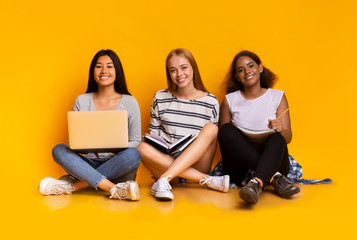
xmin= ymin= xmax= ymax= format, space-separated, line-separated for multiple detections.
xmin=67 ymin=110 xmax=128 ymax=153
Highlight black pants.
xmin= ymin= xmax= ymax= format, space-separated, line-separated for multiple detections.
xmin=218 ymin=123 xmax=290 ymax=187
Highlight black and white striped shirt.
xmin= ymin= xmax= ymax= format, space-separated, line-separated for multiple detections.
xmin=149 ymin=89 xmax=219 ymax=144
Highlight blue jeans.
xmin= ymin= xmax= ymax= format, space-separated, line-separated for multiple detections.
xmin=52 ymin=144 xmax=141 ymax=189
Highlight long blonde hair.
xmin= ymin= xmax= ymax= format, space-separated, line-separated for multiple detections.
xmin=165 ymin=48 xmax=207 ymax=92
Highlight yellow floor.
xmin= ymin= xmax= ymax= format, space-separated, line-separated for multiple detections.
xmin=1 ymin=1 xmax=356 ymax=239
xmin=1 ymin=178 xmax=354 ymax=240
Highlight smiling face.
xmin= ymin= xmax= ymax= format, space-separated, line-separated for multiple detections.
xmin=93 ymin=55 xmax=116 ymax=87
xmin=235 ymin=56 xmax=263 ymax=88
xmin=167 ymin=55 xmax=194 ymax=90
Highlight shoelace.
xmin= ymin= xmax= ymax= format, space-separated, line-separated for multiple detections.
xmin=277 ymin=176 xmax=289 ymax=188
xmin=247 ymin=179 xmax=261 ymax=192
xmin=110 ymin=183 xmax=129 ymax=199
xmin=51 ymin=184 xmax=74 ymax=195
xmin=199 ymin=177 xmax=219 ymax=187
xmin=158 ymin=175 xmax=172 ymax=191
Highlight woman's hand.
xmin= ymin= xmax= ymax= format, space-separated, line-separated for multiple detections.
xmin=271 ymin=94 xmax=292 ymax=144
xmin=267 ymin=119 xmax=283 ymax=132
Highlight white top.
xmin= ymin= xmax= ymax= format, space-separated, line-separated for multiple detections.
xmin=226 ymin=88 xmax=284 ymax=130
xmin=149 ymin=89 xmax=219 ymax=144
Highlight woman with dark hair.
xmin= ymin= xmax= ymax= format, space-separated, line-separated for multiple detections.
xmin=137 ymin=48 xmax=229 ymax=201
xmin=86 ymin=49 xmax=130 ymax=94
xmin=218 ymin=50 xmax=300 ymax=204
xmin=39 ymin=49 xmax=141 ymax=200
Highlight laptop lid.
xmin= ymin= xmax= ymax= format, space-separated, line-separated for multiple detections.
xmin=67 ymin=110 xmax=128 ymax=153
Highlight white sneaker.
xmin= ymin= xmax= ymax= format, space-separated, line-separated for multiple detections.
xmin=199 ymin=175 xmax=230 ymax=192
xmin=150 ymin=176 xmax=169 ymax=196
xmin=151 ymin=175 xmax=173 ymax=201
xmin=39 ymin=177 xmax=75 ymax=195
xmin=110 ymin=181 xmax=140 ymax=200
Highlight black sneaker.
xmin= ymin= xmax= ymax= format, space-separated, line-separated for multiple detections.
xmin=271 ymin=173 xmax=300 ymax=198
xmin=239 ymin=179 xmax=262 ymax=204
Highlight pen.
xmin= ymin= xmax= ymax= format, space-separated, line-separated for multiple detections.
xmin=276 ymin=108 xmax=289 ymax=120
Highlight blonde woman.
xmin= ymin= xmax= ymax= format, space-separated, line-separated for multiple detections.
xmin=138 ymin=48 xmax=229 ymax=201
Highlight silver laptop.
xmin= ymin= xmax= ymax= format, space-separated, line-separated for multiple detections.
xmin=67 ymin=110 xmax=128 ymax=153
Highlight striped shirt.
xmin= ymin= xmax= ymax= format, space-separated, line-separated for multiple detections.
xmin=149 ymin=89 xmax=219 ymax=144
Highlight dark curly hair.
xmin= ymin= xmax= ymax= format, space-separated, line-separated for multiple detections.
xmin=225 ymin=50 xmax=277 ymax=94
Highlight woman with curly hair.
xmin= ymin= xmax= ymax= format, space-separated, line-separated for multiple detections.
xmin=218 ymin=50 xmax=300 ymax=204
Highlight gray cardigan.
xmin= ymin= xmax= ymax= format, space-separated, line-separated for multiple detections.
xmin=73 ymin=93 xmax=141 ymax=149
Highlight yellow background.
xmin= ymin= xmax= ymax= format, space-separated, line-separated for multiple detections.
xmin=0 ymin=0 xmax=356 ymax=239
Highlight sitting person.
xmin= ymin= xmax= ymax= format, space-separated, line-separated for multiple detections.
xmin=138 ymin=48 xmax=229 ymax=201
xmin=39 ymin=49 xmax=141 ymax=200
xmin=218 ymin=50 xmax=300 ymax=204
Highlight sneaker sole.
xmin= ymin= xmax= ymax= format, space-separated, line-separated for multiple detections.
xmin=129 ymin=182 xmax=140 ymax=201
xmin=39 ymin=177 xmax=53 ymax=195
xmin=155 ymin=191 xmax=174 ymax=201
xmin=239 ymin=188 xmax=258 ymax=204
xmin=278 ymin=187 xmax=300 ymax=198
xmin=39 ymin=177 xmax=63 ymax=195
xmin=150 ymin=189 xmax=156 ymax=196
xmin=223 ymin=175 xmax=230 ymax=192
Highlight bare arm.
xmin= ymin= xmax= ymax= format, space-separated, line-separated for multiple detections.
xmin=218 ymin=97 xmax=232 ymax=128
xmin=268 ymin=94 xmax=292 ymax=143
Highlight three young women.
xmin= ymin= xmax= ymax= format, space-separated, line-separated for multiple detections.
xmin=39 ymin=49 xmax=141 ymax=200
xmin=40 ymin=48 xmax=301 ymax=205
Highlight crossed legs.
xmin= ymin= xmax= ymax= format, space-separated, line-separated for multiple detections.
xmin=54 ymin=145 xmax=140 ymax=188
xmin=138 ymin=122 xmax=218 ymax=182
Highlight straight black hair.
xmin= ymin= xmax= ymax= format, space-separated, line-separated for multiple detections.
xmin=86 ymin=49 xmax=131 ymax=95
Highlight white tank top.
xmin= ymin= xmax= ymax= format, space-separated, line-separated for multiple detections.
xmin=226 ymin=88 xmax=284 ymax=130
